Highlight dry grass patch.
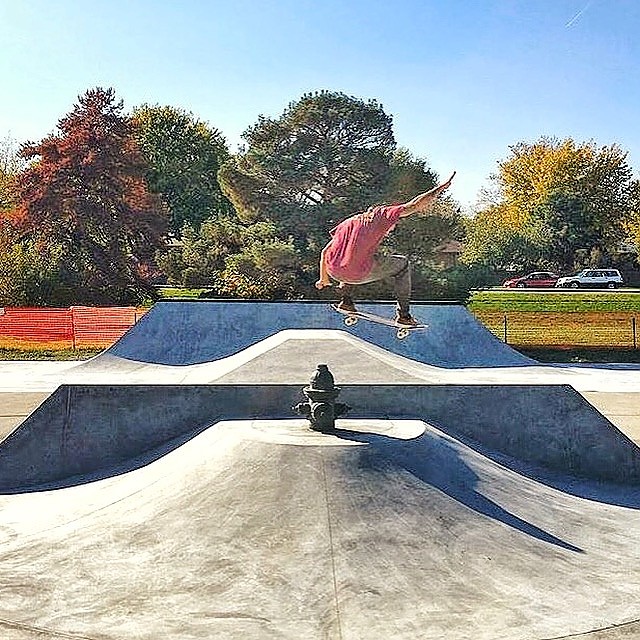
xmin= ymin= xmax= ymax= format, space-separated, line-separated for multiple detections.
xmin=475 ymin=311 xmax=640 ymax=348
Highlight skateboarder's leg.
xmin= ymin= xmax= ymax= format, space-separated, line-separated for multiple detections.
xmin=368 ymin=255 xmax=412 ymax=316
xmin=390 ymin=256 xmax=412 ymax=316
xmin=331 ymin=254 xmax=412 ymax=315
xmin=335 ymin=282 xmax=357 ymax=312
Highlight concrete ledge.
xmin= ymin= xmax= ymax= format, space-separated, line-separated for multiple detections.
xmin=0 ymin=383 xmax=639 ymax=491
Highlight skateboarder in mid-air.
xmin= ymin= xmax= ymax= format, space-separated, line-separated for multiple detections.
xmin=315 ymin=172 xmax=456 ymax=326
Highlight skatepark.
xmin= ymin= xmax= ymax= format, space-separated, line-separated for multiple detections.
xmin=2 ymin=300 xmax=640 ymax=639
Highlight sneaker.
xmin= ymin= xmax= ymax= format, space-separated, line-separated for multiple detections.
xmin=395 ymin=313 xmax=418 ymax=326
xmin=336 ymin=297 xmax=357 ymax=313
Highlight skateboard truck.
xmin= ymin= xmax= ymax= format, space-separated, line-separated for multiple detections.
xmin=292 ymin=364 xmax=350 ymax=432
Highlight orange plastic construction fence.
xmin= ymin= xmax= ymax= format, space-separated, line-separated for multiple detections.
xmin=0 ymin=306 xmax=147 ymax=349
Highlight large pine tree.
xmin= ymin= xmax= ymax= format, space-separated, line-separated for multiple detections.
xmin=13 ymin=87 xmax=167 ymax=305
xmin=218 ymin=91 xmax=397 ymax=252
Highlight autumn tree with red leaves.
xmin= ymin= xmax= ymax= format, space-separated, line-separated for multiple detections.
xmin=11 ymin=87 xmax=167 ymax=305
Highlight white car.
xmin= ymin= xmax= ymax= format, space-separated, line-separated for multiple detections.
xmin=555 ymin=269 xmax=624 ymax=289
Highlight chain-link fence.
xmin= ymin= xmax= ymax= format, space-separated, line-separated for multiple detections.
xmin=2 ymin=306 xmax=638 ymax=351
xmin=475 ymin=311 xmax=640 ymax=348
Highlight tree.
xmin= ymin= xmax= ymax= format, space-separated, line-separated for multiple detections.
xmin=11 ymin=87 xmax=167 ymax=305
xmin=0 ymin=220 xmax=64 ymax=306
xmin=383 ymin=147 xmax=439 ymax=203
xmin=463 ymin=137 xmax=638 ymax=271
xmin=461 ymin=202 xmax=544 ymax=271
xmin=0 ymin=134 xmax=25 ymax=213
xmin=157 ymin=217 xmax=301 ymax=298
xmin=215 ymin=92 xmax=465 ymax=299
xmin=379 ymin=150 xmax=462 ymax=260
xmin=533 ymin=191 xmax=603 ymax=271
xmin=218 ymin=90 xmax=396 ymax=252
xmin=216 ymin=237 xmax=300 ymax=299
xmin=624 ymin=181 xmax=640 ymax=255
xmin=131 ymin=105 xmax=234 ymax=234
xmin=0 ymin=135 xmax=47 ymax=303
xmin=158 ymin=216 xmax=251 ymax=286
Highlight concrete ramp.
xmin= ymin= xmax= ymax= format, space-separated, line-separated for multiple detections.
xmin=2 ymin=383 xmax=640 ymax=491
xmin=1 ymin=419 xmax=640 ymax=639
xmin=98 ymin=301 xmax=533 ymax=368
xmin=5 ymin=299 xmax=640 ymax=638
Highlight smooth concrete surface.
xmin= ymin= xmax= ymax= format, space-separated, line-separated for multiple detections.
xmin=3 ymin=301 xmax=640 ymax=638
xmin=1 ymin=383 xmax=640 ymax=491
xmin=3 ymin=330 xmax=640 ymax=392
xmin=103 ymin=300 xmax=536 ymax=368
xmin=583 ymin=392 xmax=640 ymax=442
xmin=1 ymin=419 xmax=640 ymax=639
xmin=0 ymin=392 xmax=50 ymax=440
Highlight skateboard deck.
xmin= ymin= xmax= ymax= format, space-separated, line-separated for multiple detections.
xmin=331 ymin=304 xmax=427 ymax=339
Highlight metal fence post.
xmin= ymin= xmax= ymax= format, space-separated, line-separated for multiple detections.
xmin=503 ymin=314 xmax=508 ymax=344
xmin=633 ymin=317 xmax=637 ymax=350
xmin=70 ymin=307 xmax=76 ymax=351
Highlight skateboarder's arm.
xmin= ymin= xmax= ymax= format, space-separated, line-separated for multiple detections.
xmin=399 ymin=171 xmax=456 ymax=217
xmin=315 ymin=242 xmax=333 ymax=289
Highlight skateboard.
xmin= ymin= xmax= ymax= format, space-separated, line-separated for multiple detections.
xmin=331 ymin=304 xmax=427 ymax=340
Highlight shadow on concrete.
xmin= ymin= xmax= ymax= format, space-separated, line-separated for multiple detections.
xmin=6 ymin=415 xmax=584 ymax=554
xmin=418 ymin=424 xmax=640 ymax=511
xmin=330 ymin=427 xmax=584 ymax=554
xmin=24 ymin=418 xmax=640 ymax=515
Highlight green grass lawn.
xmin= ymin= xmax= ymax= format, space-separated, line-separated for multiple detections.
xmin=468 ymin=289 xmax=640 ymax=313
xmin=469 ymin=290 xmax=640 ymax=352
xmin=155 ymin=287 xmax=209 ymax=299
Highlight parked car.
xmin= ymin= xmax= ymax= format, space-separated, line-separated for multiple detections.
xmin=502 ymin=271 xmax=560 ymax=288
xmin=555 ymin=269 xmax=624 ymax=289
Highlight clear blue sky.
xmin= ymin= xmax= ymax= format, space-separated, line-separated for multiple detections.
xmin=1 ymin=0 xmax=639 ymax=210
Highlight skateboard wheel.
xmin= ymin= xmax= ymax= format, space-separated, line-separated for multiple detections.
xmin=397 ymin=328 xmax=410 ymax=339
xmin=344 ymin=316 xmax=358 ymax=327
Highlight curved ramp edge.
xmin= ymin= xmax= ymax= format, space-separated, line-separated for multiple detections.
xmin=3 ymin=418 xmax=640 ymax=639
xmin=1 ymin=383 xmax=639 ymax=491
xmin=96 ymin=301 xmax=534 ymax=368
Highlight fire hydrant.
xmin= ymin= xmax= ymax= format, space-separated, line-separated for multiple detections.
xmin=293 ymin=364 xmax=350 ymax=431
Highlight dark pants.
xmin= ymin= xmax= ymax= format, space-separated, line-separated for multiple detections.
xmin=337 ymin=254 xmax=411 ymax=315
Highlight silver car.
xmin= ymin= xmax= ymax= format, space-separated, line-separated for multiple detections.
xmin=555 ymin=268 xmax=624 ymax=289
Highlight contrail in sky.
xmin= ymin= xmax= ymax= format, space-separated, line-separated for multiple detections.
xmin=565 ymin=0 xmax=595 ymax=27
